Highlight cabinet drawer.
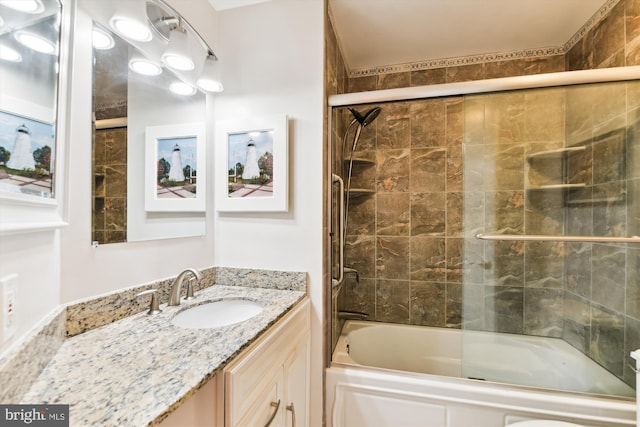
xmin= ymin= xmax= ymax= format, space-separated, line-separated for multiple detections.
xmin=234 ymin=372 xmax=283 ymax=427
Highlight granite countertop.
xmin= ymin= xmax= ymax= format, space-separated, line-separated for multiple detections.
xmin=20 ymin=284 xmax=306 ymax=426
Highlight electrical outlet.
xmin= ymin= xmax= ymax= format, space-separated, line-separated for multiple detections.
xmin=0 ymin=273 xmax=18 ymax=343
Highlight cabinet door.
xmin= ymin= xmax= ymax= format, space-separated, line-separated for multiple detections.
xmin=224 ymin=299 xmax=310 ymax=427
xmin=235 ymin=373 xmax=284 ymax=427
xmin=283 ymin=337 xmax=309 ymax=427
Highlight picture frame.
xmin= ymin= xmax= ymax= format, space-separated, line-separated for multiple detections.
xmin=215 ymin=114 xmax=288 ymax=212
xmin=0 ymin=109 xmax=55 ymax=199
xmin=145 ymin=122 xmax=206 ymax=212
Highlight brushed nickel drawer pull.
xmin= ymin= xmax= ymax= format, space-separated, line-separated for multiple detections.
xmin=264 ymin=400 xmax=280 ymax=427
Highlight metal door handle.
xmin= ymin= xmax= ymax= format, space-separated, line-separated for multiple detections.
xmin=332 ymin=173 xmax=345 ymax=287
xmin=286 ymin=402 xmax=296 ymax=427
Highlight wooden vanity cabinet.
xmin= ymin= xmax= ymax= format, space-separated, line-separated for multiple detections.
xmin=159 ymin=298 xmax=310 ymax=427
xmin=222 ymin=298 xmax=310 ymax=427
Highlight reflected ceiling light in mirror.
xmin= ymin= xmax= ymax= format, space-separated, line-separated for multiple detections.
xmin=129 ymin=57 xmax=162 ymax=76
xmin=0 ymin=0 xmax=44 ymax=13
xmin=92 ymin=27 xmax=114 ymax=50
xmin=169 ymin=81 xmax=196 ymax=96
xmin=161 ymin=25 xmax=194 ymax=71
xmin=14 ymin=30 xmax=56 ymax=54
xmin=196 ymin=54 xmax=223 ymax=92
xmin=0 ymin=43 xmax=21 ymax=62
xmin=109 ymin=1 xmax=152 ymax=42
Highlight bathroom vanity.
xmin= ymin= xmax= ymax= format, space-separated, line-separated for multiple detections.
xmin=2 ymin=267 xmax=309 ymax=427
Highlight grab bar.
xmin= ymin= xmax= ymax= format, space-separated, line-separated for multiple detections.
xmin=332 ymin=174 xmax=345 ymax=287
xmin=475 ymin=233 xmax=640 ymax=243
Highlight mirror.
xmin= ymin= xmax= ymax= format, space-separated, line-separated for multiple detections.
xmin=0 ymin=0 xmax=62 ymax=199
xmin=84 ymin=0 xmax=221 ymax=245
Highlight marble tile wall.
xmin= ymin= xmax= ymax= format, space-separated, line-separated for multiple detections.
xmin=562 ymin=81 xmax=640 ymax=387
xmin=92 ymin=127 xmax=127 ymax=244
xmin=339 ymin=96 xmax=465 ymax=329
xmin=335 ymin=81 xmax=640 ymax=389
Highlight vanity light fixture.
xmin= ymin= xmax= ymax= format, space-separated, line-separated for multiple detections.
xmin=196 ymin=53 xmax=223 ymax=92
xmin=0 ymin=43 xmax=21 ymax=62
xmin=0 ymin=0 xmax=44 ymax=14
xmin=92 ymin=27 xmax=115 ymax=50
xmin=129 ymin=57 xmax=162 ymax=76
xmin=161 ymin=21 xmax=194 ymax=71
xmin=109 ymin=0 xmax=152 ymax=42
xmin=14 ymin=30 xmax=56 ymax=54
xmin=169 ymin=81 xmax=196 ymax=96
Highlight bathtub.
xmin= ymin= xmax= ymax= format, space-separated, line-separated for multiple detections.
xmin=327 ymin=320 xmax=637 ymax=427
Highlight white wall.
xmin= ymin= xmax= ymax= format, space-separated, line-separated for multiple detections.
xmin=212 ymin=1 xmax=325 ymax=425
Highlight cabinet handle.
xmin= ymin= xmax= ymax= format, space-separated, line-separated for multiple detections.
xmin=286 ymin=402 xmax=296 ymax=427
xmin=264 ymin=400 xmax=280 ymax=427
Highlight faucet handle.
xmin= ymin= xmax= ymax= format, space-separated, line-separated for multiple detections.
xmin=137 ymin=289 xmax=162 ymax=315
xmin=185 ymin=278 xmax=196 ymax=300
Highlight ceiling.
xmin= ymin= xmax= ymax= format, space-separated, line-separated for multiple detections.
xmin=208 ymin=0 xmax=614 ymax=76
xmin=329 ymin=0 xmax=614 ymax=75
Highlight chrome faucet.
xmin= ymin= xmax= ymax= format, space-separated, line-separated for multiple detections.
xmin=168 ymin=268 xmax=203 ymax=306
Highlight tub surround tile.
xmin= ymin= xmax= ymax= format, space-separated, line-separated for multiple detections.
xmin=22 ymin=285 xmax=306 ymax=427
xmin=375 ymin=279 xmax=410 ymax=323
xmin=411 ymin=192 xmax=446 ymax=236
xmin=377 ymin=103 xmax=410 ymax=149
xmin=563 ymin=291 xmax=592 ymax=353
xmin=376 ymin=149 xmax=410 ymax=192
xmin=342 ymin=277 xmax=375 ymax=318
xmin=376 ymin=193 xmax=410 ymax=236
xmin=410 ymin=99 xmax=446 ymax=148
xmin=345 ymin=235 xmax=376 ymax=278
xmin=410 ymin=281 xmax=445 ymax=327
xmin=376 ymin=237 xmax=410 ymax=279
xmin=484 ymin=286 xmax=524 ymax=334
xmin=348 ymin=195 xmax=376 ymax=235
xmin=590 ymin=305 xmax=624 ymax=376
xmin=524 ymin=241 xmax=564 ymax=288
xmin=410 ymin=237 xmax=446 ymax=282
xmin=524 ymin=288 xmax=563 ymax=337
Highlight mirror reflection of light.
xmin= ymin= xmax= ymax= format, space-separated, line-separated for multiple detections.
xmin=162 ymin=29 xmax=194 ymax=71
xmin=14 ymin=30 xmax=55 ymax=54
xmin=129 ymin=58 xmax=162 ymax=76
xmin=169 ymin=81 xmax=196 ymax=96
xmin=0 ymin=0 xmax=44 ymax=13
xmin=92 ymin=27 xmax=114 ymax=50
xmin=196 ymin=55 xmax=223 ymax=92
xmin=0 ymin=43 xmax=21 ymax=62
xmin=110 ymin=17 xmax=152 ymax=42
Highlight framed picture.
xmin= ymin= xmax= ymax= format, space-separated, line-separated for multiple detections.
xmin=145 ymin=122 xmax=206 ymax=212
xmin=215 ymin=114 xmax=288 ymax=212
xmin=0 ymin=109 xmax=55 ymax=198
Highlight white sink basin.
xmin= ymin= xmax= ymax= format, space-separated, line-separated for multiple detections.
xmin=171 ymin=299 xmax=264 ymax=329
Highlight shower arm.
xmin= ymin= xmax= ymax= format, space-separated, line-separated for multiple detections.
xmin=332 ymin=173 xmax=345 ymax=287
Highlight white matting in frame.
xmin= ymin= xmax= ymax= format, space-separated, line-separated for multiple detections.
xmin=215 ymin=114 xmax=288 ymax=212
xmin=145 ymin=122 xmax=206 ymax=212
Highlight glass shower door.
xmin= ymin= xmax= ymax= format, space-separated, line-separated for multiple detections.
xmin=460 ymin=80 xmax=640 ymax=398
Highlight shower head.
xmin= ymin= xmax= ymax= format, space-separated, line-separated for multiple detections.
xmin=348 ymin=107 xmax=381 ymax=128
